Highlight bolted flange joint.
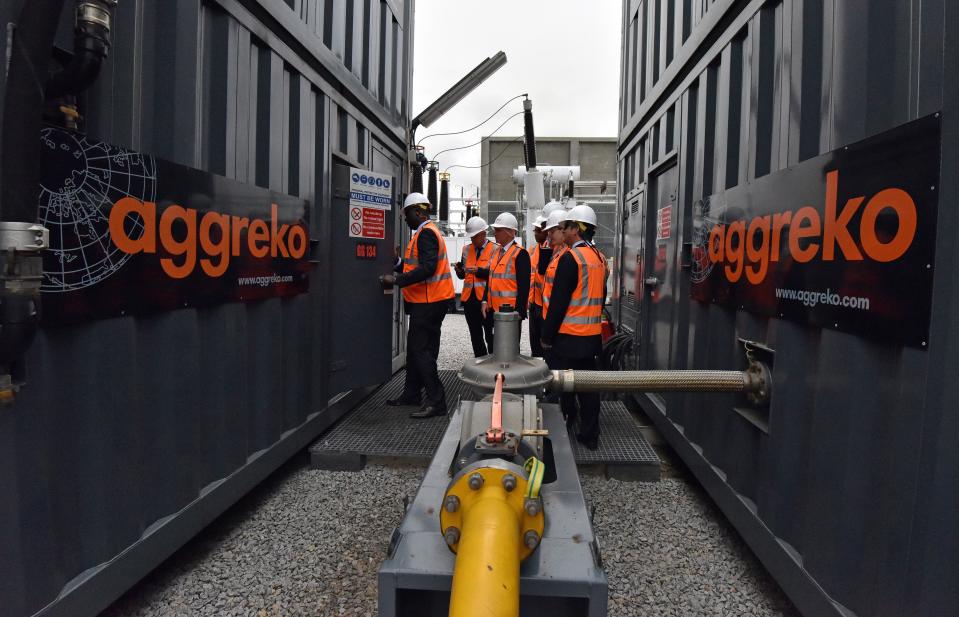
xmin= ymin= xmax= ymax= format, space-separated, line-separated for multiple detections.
xmin=444 ymin=526 xmax=461 ymax=546
xmin=501 ymin=473 xmax=517 ymax=492
xmin=524 ymin=530 xmax=540 ymax=550
xmin=524 ymin=497 xmax=541 ymax=516
xmin=468 ymin=473 xmax=484 ymax=490
xmin=444 ymin=495 xmax=460 ymax=513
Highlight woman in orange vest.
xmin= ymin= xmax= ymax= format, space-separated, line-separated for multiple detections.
xmin=454 ymin=216 xmax=497 ymax=356
xmin=379 ymin=192 xmax=455 ymax=418
xmin=527 ymin=216 xmax=549 ymax=357
xmin=541 ymin=205 xmax=607 ymax=450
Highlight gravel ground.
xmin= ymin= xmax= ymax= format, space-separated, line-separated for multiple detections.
xmin=103 ymin=313 xmax=798 ymax=616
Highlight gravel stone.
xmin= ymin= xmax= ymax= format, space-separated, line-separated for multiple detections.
xmin=104 ymin=315 xmax=798 ymax=617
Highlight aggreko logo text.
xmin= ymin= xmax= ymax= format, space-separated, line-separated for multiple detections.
xmin=707 ymin=170 xmax=917 ymax=284
xmin=108 ymin=197 xmax=308 ymax=279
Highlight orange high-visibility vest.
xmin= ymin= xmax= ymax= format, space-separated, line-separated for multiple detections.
xmin=402 ymin=221 xmax=455 ymax=304
xmin=460 ymin=240 xmax=497 ymax=302
xmin=541 ymin=245 xmax=568 ymax=320
xmin=543 ymin=243 xmax=606 ymax=336
xmin=486 ymin=242 xmax=523 ymax=312
xmin=528 ymin=242 xmax=548 ymax=307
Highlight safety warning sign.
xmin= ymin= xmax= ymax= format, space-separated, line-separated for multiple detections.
xmin=349 ymin=206 xmax=386 ymax=239
xmin=350 ymin=168 xmax=393 ymax=210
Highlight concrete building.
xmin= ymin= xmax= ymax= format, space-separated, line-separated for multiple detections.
xmin=480 ymin=137 xmax=618 ymax=256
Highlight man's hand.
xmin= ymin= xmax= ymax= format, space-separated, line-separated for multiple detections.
xmin=481 ymin=301 xmax=489 ymax=318
xmin=379 ymin=274 xmax=397 ymax=288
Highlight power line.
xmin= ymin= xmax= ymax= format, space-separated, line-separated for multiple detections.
xmin=416 ymin=93 xmax=526 ymax=147
xmin=431 ymin=111 xmax=523 ymax=160
xmin=444 ymin=136 xmax=523 ymax=173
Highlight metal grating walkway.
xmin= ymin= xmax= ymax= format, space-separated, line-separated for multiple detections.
xmin=310 ymin=370 xmax=660 ymax=476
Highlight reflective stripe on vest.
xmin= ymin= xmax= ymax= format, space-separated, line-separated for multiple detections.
xmin=401 ymin=221 xmax=456 ymax=304
xmin=528 ymin=243 xmax=547 ymax=307
xmin=487 ymin=242 xmax=522 ymax=311
xmin=541 ymin=246 xmax=569 ymax=317
xmin=558 ymin=245 xmax=607 ymax=336
xmin=460 ymin=240 xmax=497 ymax=302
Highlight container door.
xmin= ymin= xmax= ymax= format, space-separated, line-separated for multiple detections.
xmin=328 ymin=161 xmax=395 ymax=394
xmin=641 ymin=163 xmax=679 ymax=369
xmin=620 ymin=189 xmax=645 ymax=338
xmin=370 ymin=143 xmax=405 ymax=361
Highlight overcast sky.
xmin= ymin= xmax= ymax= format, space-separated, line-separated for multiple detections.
xmin=411 ymin=0 xmax=622 ymax=201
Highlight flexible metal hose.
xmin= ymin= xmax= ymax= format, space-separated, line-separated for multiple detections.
xmin=550 ymin=369 xmax=762 ymax=394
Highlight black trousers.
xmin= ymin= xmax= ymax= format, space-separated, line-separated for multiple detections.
xmin=552 ymin=352 xmax=601 ymax=444
xmin=462 ymin=297 xmax=494 ymax=357
xmin=528 ymin=303 xmax=544 ymax=357
xmin=402 ymin=301 xmax=449 ymax=408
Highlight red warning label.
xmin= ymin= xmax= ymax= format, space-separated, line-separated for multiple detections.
xmin=349 ymin=206 xmax=386 ymax=239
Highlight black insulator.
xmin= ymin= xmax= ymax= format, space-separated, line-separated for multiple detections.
xmin=427 ymin=164 xmax=438 ymax=216
xmin=523 ymin=99 xmax=537 ymax=170
xmin=410 ymin=161 xmax=424 ymax=193
xmin=439 ymin=177 xmax=450 ymax=223
xmin=465 ymin=203 xmax=473 ymax=220
xmin=568 ymin=179 xmax=575 ymax=198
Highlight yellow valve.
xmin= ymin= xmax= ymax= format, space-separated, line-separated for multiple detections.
xmin=441 ymin=464 xmax=545 ymax=617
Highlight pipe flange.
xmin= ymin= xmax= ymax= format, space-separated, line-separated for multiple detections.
xmin=0 ymin=223 xmax=49 ymax=252
xmin=440 ymin=460 xmax=545 ymax=561
xmin=745 ymin=361 xmax=772 ymax=406
xmin=77 ymin=2 xmax=112 ymax=31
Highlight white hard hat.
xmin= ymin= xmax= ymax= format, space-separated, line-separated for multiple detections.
xmin=491 ymin=212 xmax=518 ymax=231
xmin=533 ymin=215 xmax=547 ymax=228
xmin=543 ymin=209 xmax=566 ymax=231
xmin=566 ymin=204 xmax=597 ymax=226
xmin=403 ymin=192 xmax=430 ymax=210
xmin=542 ymin=200 xmax=563 ymax=217
xmin=465 ymin=216 xmax=489 ymax=238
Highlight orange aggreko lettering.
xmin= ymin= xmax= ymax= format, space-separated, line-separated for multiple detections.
xmin=724 ymin=220 xmax=746 ymax=282
xmin=860 ymin=188 xmax=917 ymax=262
xmin=788 ymin=206 xmax=820 ymax=263
xmin=270 ymin=203 xmax=291 ymax=258
xmin=231 ymin=216 xmax=249 ymax=256
xmin=822 ymin=170 xmax=864 ymax=261
xmin=745 ymin=215 xmax=771 ymax=285
xmin=288 ymin=225 xmax=308 ymax=259
xmin=248 ymin=219 xmax=270 ymax=258
xmin=110 ymin=197 xmax=156 ymax=253
xmin=708 ymin=224 xmax=726 ymax=262
xmin=199 ymin=212 xmax=231 ymax=277
xmin=770 ymin=211 xmax=792 ymax=262
xmin=158 ymin=205 xmax=197 ymax=279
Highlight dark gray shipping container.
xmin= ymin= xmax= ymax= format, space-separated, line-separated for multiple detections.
xmin=614 ymin=0 xmax=958 ymax=616
xmin=0 ymin=1 xmax=413 ymax=616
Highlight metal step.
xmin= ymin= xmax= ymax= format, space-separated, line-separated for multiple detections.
xmin=310 ymin=370 xmax=661 ymax=480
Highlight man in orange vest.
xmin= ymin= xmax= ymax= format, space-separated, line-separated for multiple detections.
xmin=541 ymin=205 xmax=607 ymax=449
xmin=481 ymin=212 xmax=531 ymax=344
xmin=527 ymin=215 xmax=549 ymax=357
xmin=454 ymin=216 xmax=497 ymax=356
xmin=379 ymin=192 xmax=455 ymax=418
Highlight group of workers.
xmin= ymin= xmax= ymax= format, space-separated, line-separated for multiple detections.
xmin=379 ymin=193 xmax=606 ymax=450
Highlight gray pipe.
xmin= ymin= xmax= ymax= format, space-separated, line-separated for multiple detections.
xmin=549 ymin=367 xmax=770 ymax=402
xmin=492 ymin=311 xmax=521 ymax=363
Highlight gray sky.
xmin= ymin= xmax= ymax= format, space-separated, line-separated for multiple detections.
xmin=411 ymin=0 xmax=622 ymax=200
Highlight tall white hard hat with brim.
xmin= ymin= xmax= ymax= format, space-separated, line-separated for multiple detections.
xmin=403 ymin=192 xmax=431 ymax=210
xmin=491 ymin=212 xmax=519 ymax=231
xmin=543 ymin=209 xmax=566 ymax=231
xmin=533 ymin=215 xmax=547 ymax=228
xmin=542 ymin=200 xmax=563 ymax=217
xmin=465 ymin=216 xmax=489 ymax=238
xmin=566 ymin=204 xmax=597 ymax=226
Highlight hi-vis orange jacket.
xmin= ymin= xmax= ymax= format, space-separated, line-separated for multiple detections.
xmin=543 ymin=243 xmax=606 ymax=336
xmin=486 ymin=242 xmax=523 ymax=312
xmin=528 ymin=242 xmax=548 ymax=307
xmin=402 ymin=221 xmax=455 ymax=303
xmin=460 ymin=240 xmax=497 ymax=302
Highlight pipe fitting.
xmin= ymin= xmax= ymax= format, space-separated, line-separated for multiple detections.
xmin=468 ymin=473 xmax=484 ymax=490
xmin=524 ymin=530 xmax=540 ymax=550
xmin=444 ymin=526 xmax=461 ymax=546
xmin=524 ymin=498 xmax=541 ymax=516
xmin=501 ymin=474 xmax=517 ymax=492
xmin=444 ymin=495 xmax=460 ymax=513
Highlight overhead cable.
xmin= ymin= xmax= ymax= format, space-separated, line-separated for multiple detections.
xmin=416 ymin=93 xmax=527 ymax=147
xmin=431 ymin=111 xmax=523 ymax=160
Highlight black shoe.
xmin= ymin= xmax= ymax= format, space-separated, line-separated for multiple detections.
xmin=577 ymin=434 xmax=599 ymax=451
xmin=386 ymin=396 xmax=420 ymax=407
xmin=410 ymin=405 xmax=447 ymax=419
